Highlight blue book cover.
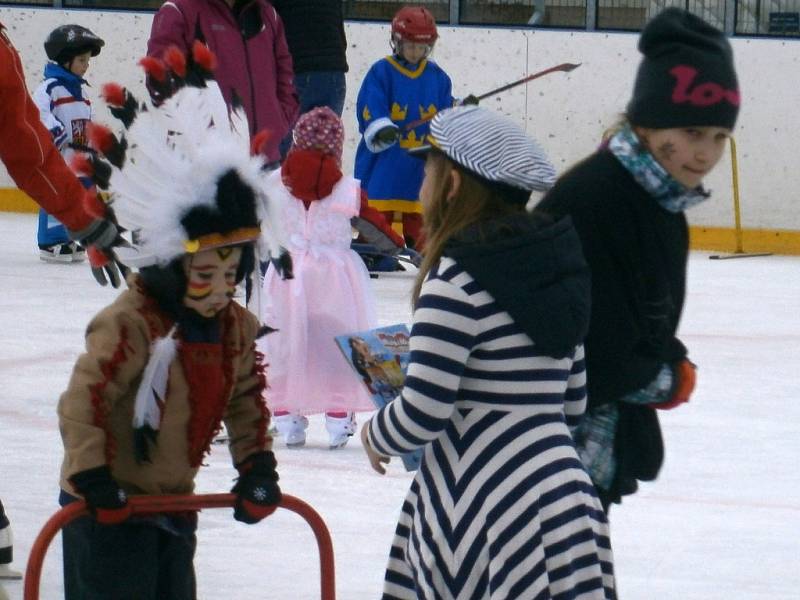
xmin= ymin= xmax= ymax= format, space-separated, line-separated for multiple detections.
xmin=335 ymin=324 xmax=422 ymax=472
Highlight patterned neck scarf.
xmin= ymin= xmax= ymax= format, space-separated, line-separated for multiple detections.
xmin=608 ymin=125 xmax=710 ymax=213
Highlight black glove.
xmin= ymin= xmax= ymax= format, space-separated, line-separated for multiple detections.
xmin=461 ymin=94 xmax=479 ymax=106
xmin=231 ymin=451 xmax=282 ymax=524
xmin=69 ymin=215 xmax=129 ymax=288
xmin=373 ymin=126 xmax=399 ymax=147
xmin=69 ymin=465 xmax=131 ymax=525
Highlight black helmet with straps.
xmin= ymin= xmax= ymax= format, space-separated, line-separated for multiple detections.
xmin=44 ymin=24 xmax=104 ymax=64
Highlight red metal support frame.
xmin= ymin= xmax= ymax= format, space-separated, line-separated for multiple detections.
xmin=24 ymin=493 xmax=335 ymax=600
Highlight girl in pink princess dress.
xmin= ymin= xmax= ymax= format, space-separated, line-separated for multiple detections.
xmin=259 ymin=107 xmax=381 ymax=449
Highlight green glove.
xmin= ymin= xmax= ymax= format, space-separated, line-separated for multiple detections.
xmin=374 ymin=126 xmax=399 ymax=146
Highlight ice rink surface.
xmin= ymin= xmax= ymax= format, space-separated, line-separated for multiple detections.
xmin=0 ymin=212 xmax=798 ymax=599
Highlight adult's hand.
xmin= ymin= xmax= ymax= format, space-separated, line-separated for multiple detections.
xmin=69 ymin=216 xmax=129 ymax=288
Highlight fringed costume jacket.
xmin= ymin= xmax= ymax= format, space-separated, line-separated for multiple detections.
xmin=58 ymin=276 xmax=270 ymax=497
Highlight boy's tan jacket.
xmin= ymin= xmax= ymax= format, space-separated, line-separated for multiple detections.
xmin=58 ymin=277 xmax=271 ymax=497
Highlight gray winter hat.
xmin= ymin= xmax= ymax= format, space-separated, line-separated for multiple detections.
xmin=413 ymin=105 xmax=556 ymax=192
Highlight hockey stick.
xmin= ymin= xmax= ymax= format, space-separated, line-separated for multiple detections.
xmin=402 ymin=62 xmax=581 ymax=131
xmin=474 ymin=62 xmax=582 ymax=102
xmin=352 ymin=243 xmax=421 ymax=269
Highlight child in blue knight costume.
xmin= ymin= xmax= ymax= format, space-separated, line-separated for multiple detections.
xmin=354 ymin=6 xmax=455 ymax=250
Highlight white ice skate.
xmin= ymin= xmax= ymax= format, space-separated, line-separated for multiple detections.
xmin=325 ymin=413 xmax=356 ymax=450
xmin=273 ymin=414 xmax=309 ymax=448
xmin=38 ymin=242 xmax=75 ymax=263
xmin=69 ymin=241 xmax=86 ymax=263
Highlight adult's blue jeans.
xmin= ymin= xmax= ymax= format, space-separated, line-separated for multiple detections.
xmin=280 ymin=70 xmax=347 ymax=158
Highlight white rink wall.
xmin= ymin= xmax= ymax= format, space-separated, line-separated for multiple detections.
xmin=1 ymin=6 xmax=798 ymax=231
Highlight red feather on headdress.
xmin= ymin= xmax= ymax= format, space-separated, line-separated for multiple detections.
xmin=164 ymin=45 xmax=187 ymax=78
xmin=192 ymin=40 xmax=217 ymax=73
xmin=101 ymin=83 xmax=126 ymax=107
xmin=87 ymin=123 xmax=116 ymax=155
xmin=250 ymin=130 xmax=271 ymax=156
xmin=70 ymin=153 xmax=94 ymax=177
xmin=139 ymin=56 xmax=167 ymax=82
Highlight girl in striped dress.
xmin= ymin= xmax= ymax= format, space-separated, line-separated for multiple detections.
xmin=361 ymin=105 xmax=615 ymax=599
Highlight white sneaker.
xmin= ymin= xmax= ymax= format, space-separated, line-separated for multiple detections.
xmin=0 ymin=564 xmax=21 ymax=580
xmin=325 ymin=413 xmax=356 ymax=450
xmin=273 ymin=414 xmax=308 ymax=448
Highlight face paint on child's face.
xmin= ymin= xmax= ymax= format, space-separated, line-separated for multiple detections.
xmin=68 ymin=51 xmax=92 ymax=78
xmin=182 ymin=247 xmax=242 ymax=317
xmin=637 ymin=126 xmax=731 ymax=189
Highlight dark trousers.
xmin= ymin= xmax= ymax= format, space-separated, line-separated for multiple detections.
xmin=279 ymin=70 xmax=347 ymax=158
xmin=60 ymin=493 xmax=196 ymax=600
xmin=294 ymin=70 xmax=346 ymax=117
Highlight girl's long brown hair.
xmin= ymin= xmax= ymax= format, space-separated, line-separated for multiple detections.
xmin=411 ymin=152 xmax=526 ymax=307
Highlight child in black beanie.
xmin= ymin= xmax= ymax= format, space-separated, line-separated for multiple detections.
xmin=537 ymin=7 xmax=739 ymax=513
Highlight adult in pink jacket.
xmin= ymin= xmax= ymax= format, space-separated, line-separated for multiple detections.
xmin=147 ymin=0 xmax=299 ymax=165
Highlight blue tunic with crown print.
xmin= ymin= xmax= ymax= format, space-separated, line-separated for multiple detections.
xmin=354 ymin=56 xmax=453 ymax=215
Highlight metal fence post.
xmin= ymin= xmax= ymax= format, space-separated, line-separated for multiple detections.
xmin=450 ymin=0 xmax=460 ymax=25
xmin=586 ymin=0 xmax=596 ymax=31
xmin=724 ymin=0 xmax=737 ymax=35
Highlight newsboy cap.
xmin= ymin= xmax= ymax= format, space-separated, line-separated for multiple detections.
xmin=413 ymin=105 xmax=556 ymax=193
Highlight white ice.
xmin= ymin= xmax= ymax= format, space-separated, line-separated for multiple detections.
xmin=0 ymin=212 xmax=798 ymax=599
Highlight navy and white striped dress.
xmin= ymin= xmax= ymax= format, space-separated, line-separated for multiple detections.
xmin=368 ymin=257 xmax=615 ymax=599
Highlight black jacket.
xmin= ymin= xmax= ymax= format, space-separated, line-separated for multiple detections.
xmin=271 ymin=0 xmax=348 ymax=74
xmin=445 ymin=213 xmax=591 ymax=360
xmin=537 ymin=149 xmax=690 ymax=501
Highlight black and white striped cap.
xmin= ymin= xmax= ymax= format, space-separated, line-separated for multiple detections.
xmin=418 ymin=105 xmax=556 ymax=192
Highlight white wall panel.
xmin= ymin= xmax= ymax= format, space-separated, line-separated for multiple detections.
xmin=1 ymin=7 xmax=797 ymax=230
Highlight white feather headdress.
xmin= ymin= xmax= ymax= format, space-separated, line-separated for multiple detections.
xmin=74 ymin=44 xmax=292 ymax=464
xmin=76 ymin=43 xmax=291 ymax=274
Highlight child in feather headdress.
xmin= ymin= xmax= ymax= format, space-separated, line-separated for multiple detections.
xmin=57 ymin=44 xmax=291 ymax=600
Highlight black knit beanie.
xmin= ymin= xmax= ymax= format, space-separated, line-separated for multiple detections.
xmin=627 ymin=8 xmax=739 ymax=130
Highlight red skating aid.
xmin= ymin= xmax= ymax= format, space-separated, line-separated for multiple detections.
xmin=164 ymin=45 xmax=187 ymax=78
xmin=192 ymin=40 xmax=217 ymax=72
xmin=101 ymin=82 xmax=126 ymax=107
xmin=138 ymin=56 xmax=167 ymax=82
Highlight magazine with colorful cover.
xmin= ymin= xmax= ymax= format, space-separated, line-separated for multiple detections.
xmin=334 ymin=324 xmax=422 ymax=471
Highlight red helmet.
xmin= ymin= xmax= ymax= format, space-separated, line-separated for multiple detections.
xmin=391 ymin=6 xmax=438 ymax=44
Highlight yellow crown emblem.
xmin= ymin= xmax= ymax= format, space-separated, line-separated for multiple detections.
xmin=390 ymin=102 xmax=408 ymax=122
xmin=399 ymin=131 xmax=425 ymax=149
xmin=419 ymin=104 xmax=437 ymax=121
